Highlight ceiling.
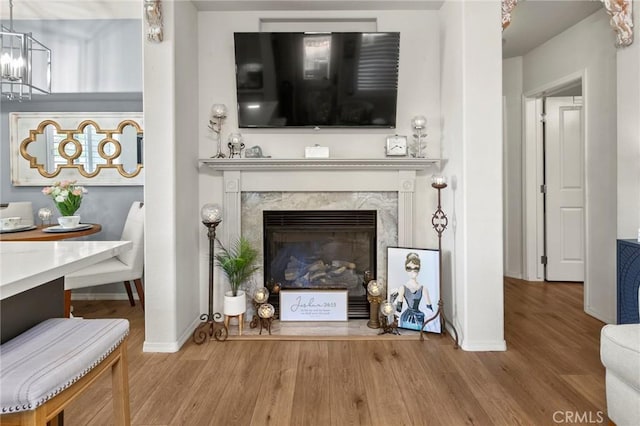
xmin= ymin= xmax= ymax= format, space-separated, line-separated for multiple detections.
xmin=502 ymin=0 xmax=605 ymax=58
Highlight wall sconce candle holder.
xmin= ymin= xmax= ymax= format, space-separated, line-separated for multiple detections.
xmin=193 ymin=203 xmax=228 ymax=343
xmin=420 ymin=176 xmax=459 ymax=348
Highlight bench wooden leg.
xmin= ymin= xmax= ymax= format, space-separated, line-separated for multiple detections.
xmin=112 ymin=341 xmax=131 ymax=425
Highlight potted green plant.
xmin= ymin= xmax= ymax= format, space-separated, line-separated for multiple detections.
xmin=215 ymin=237 xmax=259 ymax=316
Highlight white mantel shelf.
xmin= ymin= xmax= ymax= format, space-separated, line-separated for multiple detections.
xmin=199 ymin=158 xmax=441 ymax=171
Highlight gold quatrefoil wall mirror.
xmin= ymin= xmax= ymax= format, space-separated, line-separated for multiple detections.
xmin=10 ymin=112 xmax=144 ymax=186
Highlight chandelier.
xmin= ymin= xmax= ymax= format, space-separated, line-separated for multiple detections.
xmin=1 ymin=0 xmax=51 ymax=101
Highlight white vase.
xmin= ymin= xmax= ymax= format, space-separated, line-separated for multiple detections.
xmin=58 ymin=215 xmax=81 ymax=228
xmin=223 ymin=290 xmax=246 ymax=316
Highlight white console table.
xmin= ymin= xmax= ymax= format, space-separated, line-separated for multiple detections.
xmin=0 ymin=241 xmax=131 ymax=343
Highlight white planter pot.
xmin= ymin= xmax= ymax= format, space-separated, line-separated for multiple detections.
xmin=223 ymin=290 xmax=246 ymax=316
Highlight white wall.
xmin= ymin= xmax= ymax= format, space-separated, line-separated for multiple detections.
xmin=617 ymin=3 xmax=640 ymax=240
xmin=440 ymin=0 xmax=506 ymax=351
xmin=142 ymin=0 xmax=179 ymax=352
xmin=173 ymin=1 xmax=201 ymax=350
xmin=502 ymin=57 xmax=523 ymax=278
xmin=522 ymin=10 xmax=617 ymax=322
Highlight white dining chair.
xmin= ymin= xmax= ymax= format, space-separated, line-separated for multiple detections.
xmin=0 ymin=202 xmax=34 ymax=226
xmin=64 ymin=201 xmax=145 ymax=317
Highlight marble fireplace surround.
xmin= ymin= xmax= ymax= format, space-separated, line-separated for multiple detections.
xmin=200 ymin=158 xmax=440 ymax=315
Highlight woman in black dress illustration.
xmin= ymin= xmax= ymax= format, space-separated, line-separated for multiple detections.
xmin=390 ymin=252 xmax=433 ymax=330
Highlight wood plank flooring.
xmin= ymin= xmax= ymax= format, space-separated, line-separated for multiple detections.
xmin=65 ymin=278 xmax=608 ymax=425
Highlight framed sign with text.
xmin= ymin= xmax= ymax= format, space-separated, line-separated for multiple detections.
xmin=279 ymin=289 xmax=348 ymax=322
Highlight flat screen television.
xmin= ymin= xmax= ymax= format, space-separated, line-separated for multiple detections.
xmin=233 ymin=32 xmax=400 ymax=128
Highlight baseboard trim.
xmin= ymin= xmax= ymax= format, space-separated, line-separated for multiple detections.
xmin=461 ymin=339 xmax=507 ymax=352
xmin=143 ymin=316 xmax=202 ymax=353
xmin=584 ymin=306 xmax=615 ymax=324
xmin=504 ymin=270 xmax=523 ymax=279
xmin=142 ymin=341 xmax=181 ymax=353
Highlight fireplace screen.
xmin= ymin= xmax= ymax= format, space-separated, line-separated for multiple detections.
xmin=264 ymin=210 xmax=376 ymax=300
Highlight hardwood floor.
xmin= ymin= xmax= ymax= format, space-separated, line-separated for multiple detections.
xmin=66 ymin=278 xmax=608 ymax=425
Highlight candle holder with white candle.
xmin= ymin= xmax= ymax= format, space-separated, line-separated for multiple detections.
xmin=379 ymin=301 xmax=400 ymax=335
xmin=192 ymin=203 xmax=228 ymax=343
xmin=420 ymin=175 xmax=459 ymax=348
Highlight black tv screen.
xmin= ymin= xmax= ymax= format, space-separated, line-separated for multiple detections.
xmin=234 ymin=32 xmax=400 ymax=128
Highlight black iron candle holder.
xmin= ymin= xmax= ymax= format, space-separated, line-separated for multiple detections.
xmin=193 ymin=219 xmax=228 ymax=343
xmin=420 ymin=180 xmax=459 ymax=348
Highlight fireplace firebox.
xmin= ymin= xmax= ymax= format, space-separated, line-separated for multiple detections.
xmin=263 ymin=210 xmax=376 ymax=318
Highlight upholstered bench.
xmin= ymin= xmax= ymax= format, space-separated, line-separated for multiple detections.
xmin=0 ymin=318 xmax=130 ymax=426
xmin=601 ymin=323 xmax=640 ymax=425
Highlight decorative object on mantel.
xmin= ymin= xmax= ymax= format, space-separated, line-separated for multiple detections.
xmin=193 ymin=203 xmax=228 ymax=344
xmin=366 ymin=279 xmax=384 ymax=329
xmin=1 ymin=0 xmax=51 ymax=101
xmin=501 ymin=0 xmax=518 ymax=30
xmin=227 ymin=133 xmax=245 ymax=158
xmin=37 ymin=207 xmax=52 ymax=226
xmin=250 ymin=287 xmax=270 ymax=328
xmin=385 ymin=135 xmax=408 ymax=157
xmin=379 ymin=301 xmax=400 ymax=335
xmin=305 ymin=144 xmax=330 ymax=158
xmin=602 ymin=0 xmax=634 ymax=47
xmin=411 ymin=116 xmax=427 ymax=158
xmin=143 ymin=0 xmax=163 ymax=43
xmin=209 ymin=104 xmax=227 ymax=158
xmin=42 ymin=180 xmax=87 ymax=228
xmin=257 ymin=303 xmax=275 ymax=335
xmin=420 ymin=175 xmax=459 ymax=348
xmin=216 ymin=237 xmax=260 ymax=336
xmin=244 ymin=145 xmax=271 ymax=158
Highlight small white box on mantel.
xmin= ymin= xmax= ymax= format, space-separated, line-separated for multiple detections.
xmin=305 ymin=145 xmax=330 ymax=158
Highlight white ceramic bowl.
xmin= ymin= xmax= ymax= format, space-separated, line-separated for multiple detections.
xmin=0 ymin=216 xmax=21 ymax=230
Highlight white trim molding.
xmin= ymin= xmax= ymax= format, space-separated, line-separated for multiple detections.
xmin=602 ymin=0 xmax=634 ymax=47
xmin=144 ymin=0 xmax=164 ymax=43
xmin=199 ymin=157 xmax=441 ymax=171
xmin=501 ymin=0 xmax=518 ymax=30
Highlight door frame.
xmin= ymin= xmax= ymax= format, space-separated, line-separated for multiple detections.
xmin=521 ymin=70 xmax=588 ymax=291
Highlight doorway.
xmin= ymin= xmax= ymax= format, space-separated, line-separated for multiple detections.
xmin=523 ymin=74 xmax=586 ymax=284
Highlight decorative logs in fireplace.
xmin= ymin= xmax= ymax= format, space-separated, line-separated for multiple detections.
xmin=284 ymin=257 xmax=358 ymax=287
xmin=263 ymin=209 xmax=377 ymax=319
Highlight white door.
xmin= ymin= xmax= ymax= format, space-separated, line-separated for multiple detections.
xmin=544 ymin=97 xmax=585 ymax=281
